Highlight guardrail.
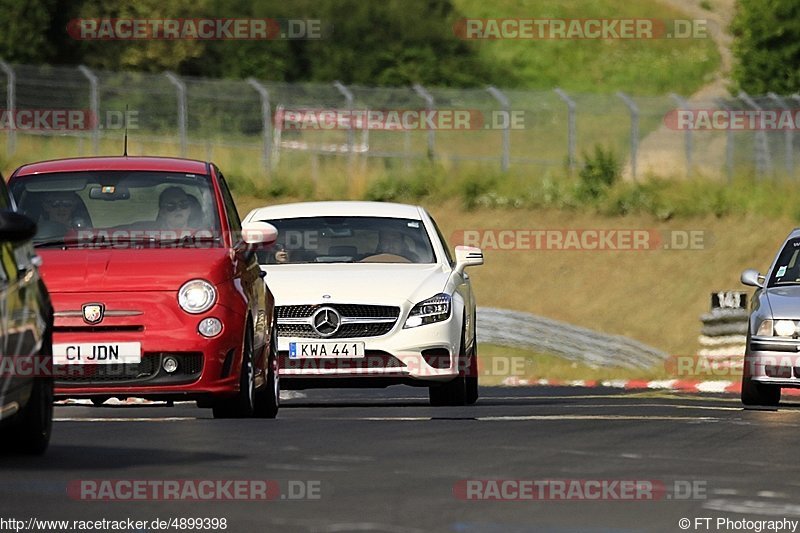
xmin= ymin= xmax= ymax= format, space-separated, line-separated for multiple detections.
xmin=476 ymin=307 xmax=667 ymax=369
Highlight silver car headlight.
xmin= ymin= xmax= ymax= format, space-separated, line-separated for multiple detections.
xmin=774 ymin=319 xmax=798 ymax=337
xmin=756 ymin=318 xmax=800 ymax=337
xmin=178 ymin=279 xmax=217 ymax=314
xmin=404 ymin=293 xmax=451 ymax=328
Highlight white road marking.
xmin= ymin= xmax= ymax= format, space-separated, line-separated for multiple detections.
xmin=320 ymin=414 xmax=723 ymax=422
xmin=309 ymin=454 xmax=375 ymax=463
xmin=757 ymin=490 xmax=789 ymax=499
xmin=54 ymin=417 xmax=196 ymax=422
xmin=476 ymin=415 xmax=721 ymax=421
xmin=704 ymin=498 xmax=800 ymax=517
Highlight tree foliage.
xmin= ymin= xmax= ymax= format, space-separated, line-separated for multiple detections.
xmin=0 ymin=0 xmax=506 ymax=87
xmin=0 ymin=0 xmax=58 ymax=63
xmin=732 ymin=0 xmax=800 ymax=94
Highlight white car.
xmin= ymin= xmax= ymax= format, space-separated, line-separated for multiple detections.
xmin=242 ymin=201 xmax=483 ymax=406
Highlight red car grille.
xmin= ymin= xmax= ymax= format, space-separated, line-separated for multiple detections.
xmin=54 ymin=325 xmax=144 ymax=333
xmin=57 ymin=353 xmax=203 ymax=386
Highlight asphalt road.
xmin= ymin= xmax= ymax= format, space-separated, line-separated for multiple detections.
xmin=2 ymin=386 xmax=800 ymax=533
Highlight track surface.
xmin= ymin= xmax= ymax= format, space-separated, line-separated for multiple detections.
xmin=2 ymin=386 xmax=799 ymax=533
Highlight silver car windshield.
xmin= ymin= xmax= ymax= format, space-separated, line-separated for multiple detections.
xmin=769 ymin=237 xmax=800 ymax=286
xmin=258 ymin=216 xmax=436 ymax=264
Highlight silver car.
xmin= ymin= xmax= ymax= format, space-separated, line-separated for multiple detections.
xmin=741 ymin=228 xmax=800 ymax=407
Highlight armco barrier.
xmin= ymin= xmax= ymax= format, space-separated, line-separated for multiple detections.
xmin=476 ymin=307 xmax=666 ymax=370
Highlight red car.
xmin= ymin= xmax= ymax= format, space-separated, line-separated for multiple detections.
xmin=8 ymin=157 xmax=280 ymax=418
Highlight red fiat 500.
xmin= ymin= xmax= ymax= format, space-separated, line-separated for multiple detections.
xmin=8 ymin=157 xmax=280 ymax=418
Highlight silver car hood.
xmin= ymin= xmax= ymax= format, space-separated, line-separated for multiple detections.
xmin=765 ymin=285 xmax=800 ymax=318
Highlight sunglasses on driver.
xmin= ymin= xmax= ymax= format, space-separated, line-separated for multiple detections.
xmin=161 ymin=200 xmax=190 ymax=212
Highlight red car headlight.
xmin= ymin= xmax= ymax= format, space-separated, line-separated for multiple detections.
xmin=178 ymin=279 xmax=217 ymax=314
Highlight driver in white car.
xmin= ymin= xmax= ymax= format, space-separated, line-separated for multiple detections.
xmin=376 ymin=229 xmax=419 ymax=262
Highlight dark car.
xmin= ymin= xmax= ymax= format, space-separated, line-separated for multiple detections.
xmin=8 ymin=157 xmax=279 ymax=419
xmin=0 ymin=174 xmax=54 ymax=454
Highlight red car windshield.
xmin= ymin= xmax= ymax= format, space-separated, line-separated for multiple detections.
xmin=10 ymin=171 xmax=222 ymax=248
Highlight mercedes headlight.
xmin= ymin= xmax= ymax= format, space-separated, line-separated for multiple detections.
xmin=404 ymin=293 xmax=451 ymax=328
xmin=178 ymin=279 xmax=217 ymax=314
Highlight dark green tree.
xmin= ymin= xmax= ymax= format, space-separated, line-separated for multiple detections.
xmin=732 ymin=0 xmax=800 ymax=93
xmin=0 ymin=0 xmax=58 ymax=63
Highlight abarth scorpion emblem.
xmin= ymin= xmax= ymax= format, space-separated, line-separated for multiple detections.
xmin=82 ymin=303 xmax=105 ymax=325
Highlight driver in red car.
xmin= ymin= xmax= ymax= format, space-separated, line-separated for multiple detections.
xmin=156 ymin=186 xmax=195 ymax=230
xmin=42 ymin=190 xmax=87 ymax=227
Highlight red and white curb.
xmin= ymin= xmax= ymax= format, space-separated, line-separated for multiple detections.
xmin=500 ymin=377 xmax=800 ymax=396
xmin=55 ymin=391 xmax=307 ymax=406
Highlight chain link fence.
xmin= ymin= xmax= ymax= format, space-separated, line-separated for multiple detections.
xmin=1 ymin=61 xmax=798 ymax=181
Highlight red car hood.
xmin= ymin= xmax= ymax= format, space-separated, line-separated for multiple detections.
xmin=37 ymin=247 xmax=234 ymax=293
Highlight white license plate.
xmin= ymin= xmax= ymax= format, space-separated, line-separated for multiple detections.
xmin=288 ymin=341 xmax=366 ymax=359
xmin=53 ymin=342 xmax=142 ymax=365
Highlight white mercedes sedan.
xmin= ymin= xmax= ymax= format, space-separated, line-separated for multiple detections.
xmin=242 ymin=201 xmax=483 ymax=406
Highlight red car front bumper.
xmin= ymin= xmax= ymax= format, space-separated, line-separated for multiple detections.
xmin=52 ymin=291 xmax=247 ymax=400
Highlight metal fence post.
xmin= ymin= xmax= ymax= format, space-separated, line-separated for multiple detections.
xmin=246 ymin=78 xmax=272 ymax=172
xmin=78 ymin=65 xmax=99 ymax=155
xmin=767 ymin=92 xmax=794 ymax=176
xmin=554 ymin=88 xmax=576 ymax=175
xmin=669 ymin=93 xmax=692 ymax=178
xmin=715 ymin=98 xmax=734 ymax=183
xmin=333 ymin=80 xmax=354 ymax=161
xmin=769 ymin=92 xmax=794 ymax=177
xmin=0 ymin=60 xmax=16 ymax=155
xmin=786 ymin=93 xmax=800 ymax=178
xmin=616 ymin=92 xmax=639 ymax=181
xmin=487 ymin=86 xmax=510 ymax=172
xmin=413 ymin=83 xmax=435 ymax=161
xmin=273 ymin=104 xmax=284 ymax=167
xmin=165 ymin=71 xmax=187 ymax=157
xmin=738 ymin=91 xmax=771 ymax=178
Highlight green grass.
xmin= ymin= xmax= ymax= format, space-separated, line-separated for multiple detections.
xmin=452 ymin=0 xmax=721 ymax=95
xmin=7 ymin=134 xmax=800 ymax=224
xmin=478 ymin=344 xmax=668 ymax=385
